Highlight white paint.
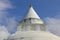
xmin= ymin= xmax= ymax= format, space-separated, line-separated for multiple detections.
xmin=6 ymin=5 xmax=60 ymax=40
xmin=25 ymin=6 xmax=40 ymax=19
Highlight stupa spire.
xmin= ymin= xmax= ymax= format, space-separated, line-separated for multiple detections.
xmin=29 ymin=4 xmax=32 ymax=8
xmin=25 ymin=4 xmax=40 ymax=19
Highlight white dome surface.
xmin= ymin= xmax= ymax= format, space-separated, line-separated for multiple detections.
xmin=11 ymin=31 xmax=60 ymax=40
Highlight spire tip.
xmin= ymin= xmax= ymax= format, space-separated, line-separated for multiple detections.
xmin=30 ymin=4 xmax=32 ymax=7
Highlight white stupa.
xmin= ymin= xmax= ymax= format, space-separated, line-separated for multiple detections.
xmin=6 ymin=5 xmax=60 ymax=40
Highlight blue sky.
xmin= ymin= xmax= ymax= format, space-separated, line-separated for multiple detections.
xmin=8 ymin=0 xmax=60 ymax=21
xmin=0 ymin=0 xmax=60 ymax=38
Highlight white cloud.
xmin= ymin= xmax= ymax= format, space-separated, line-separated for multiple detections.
xmin=0 ymin=0 xmax=13 ymax=23
xmin=0 ymin=0 xmax=12 ymax=10
xmin=0 ymin=25 xmax=10 ymax=40
xmin=0 ymin=0 xmax=17 ymax=40
xmin=0 ymin=0 xmax=17 ymax=33
xmin=45 ymin=17 xmax=60 ymax=37
xmin=6 ymin=17 xmax=17 ymax=33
